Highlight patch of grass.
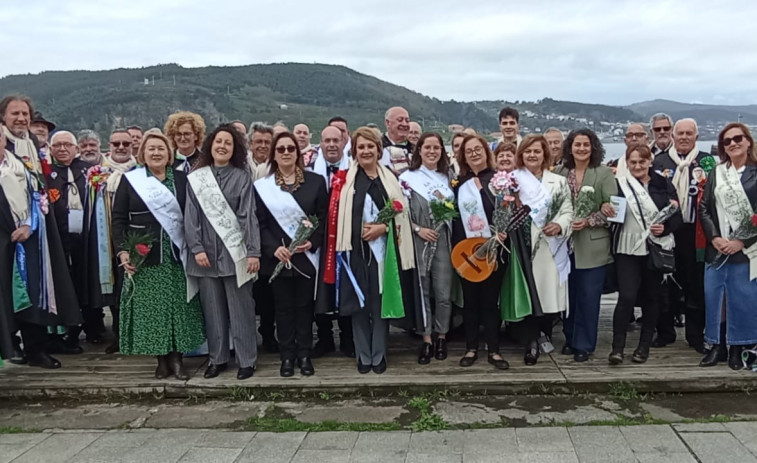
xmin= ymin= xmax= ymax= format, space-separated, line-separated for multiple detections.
xmin=227 ymin=386 xmax=256 ymax=401
xmin=408 ymin=396 xmax=449 ymax=432
xmin=0 ymin=427 xmax=37 ymax=434
xmin=608 ymin=382 xmax=646 ymax=401
xmin=245 ymin=417 xmax=401 ymax=432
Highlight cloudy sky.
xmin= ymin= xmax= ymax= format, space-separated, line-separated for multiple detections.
xmin=1 ymin=0 xmax=755 ymax=106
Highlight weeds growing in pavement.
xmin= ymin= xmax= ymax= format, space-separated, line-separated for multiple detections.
xmin=609 ymin=382 xmax=647 ymax=401
xmin=408 ymin=396 xmax=449 ymax=431
xmin=0 ymin=427 xmax=36 ymax=434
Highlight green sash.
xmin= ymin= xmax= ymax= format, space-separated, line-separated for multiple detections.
xmin=381 ymin=222 xmax=405 ymax=319
xmin=500 ymin=250 xmax=532 ymax=322
xmin=12 ymin=260 xmax=32 ymax=313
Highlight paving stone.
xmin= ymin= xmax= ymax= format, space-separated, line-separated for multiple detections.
xmin=194 ymin=431 xmax=256 ymax=449
xmin=0 ymin=433 xmax=50 ymax=445
xmin=119 ymin=441 xmax=192 ymax=463
xmin=516 ymin=427 xmax=574 ymax=453
xmin=680 ymin=432 xmax=757 ymax=463
xmin=88 ymin=431 xmax=152 ymax=448
xmin=300 ymin=431 xmax=359 ymax=450
xmin=619 ymin=425 xmax=690 ymax=456
xmin=145 ymin=403 xmax=265 ymax=429
xmin=291 ymin=449 xmax=351 ymax=463
xmin=295 ymin=403 xmax=405 ymax=424
xmin=724 ymin=422 xmax=757 ymax=457
xmin=352 ymin=431 xmax=411 ymax=453
xmin=11 ymin=432 xmax=102 ymax=463
xmin=348 ymin=450 xmax=407 ymax=463
xmin=673 ymin=422 xmax=728 ymax=432
xmin=405 ymin=453 xmax=462 ymax=463
xmin=634 ymin=453 xmax=697 ymax=463
xmin=235 ymin=431 xmax=306 ymax=463
xmin=569 ymin=426 xmax=636 ymax=463
xmin=0 ymin=444 xmax=36 ymax=463
xmin=470 ymin=452 xmax=579 ymax=463
xmin=67 ymin=445 xmax=133 ymax=463
xmin=177 ymin=447 xmax=242 ymax=463
xmin=409 ymin=430 xmax=466 ymax=455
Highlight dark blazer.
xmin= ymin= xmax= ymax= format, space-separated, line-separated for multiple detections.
xmin=47 ymin=158 xmax=93 ymax=240
xmin=612 ymin=170 xmax=683 ymax=253
xmin=254 ymin=171 xmax=328 ymax=277
xmin=699 ymin=164 xmax=757 ymax=264
xmin=111 ymin=167 xmax=188 ymax=266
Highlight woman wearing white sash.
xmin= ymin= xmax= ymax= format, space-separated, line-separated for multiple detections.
xmin=186 ymin=125 xmax=261 ymax=381
xmin=254 ymin=132 xmax=328 ymax=378
xmin=609 ymin=144 xmax=680 ymax=365
xmin=112 ymin=133 xmax=205 ymax=380
xmin=399 ymin=133 xmax=454 ymax=364
xmin=513 ymin=135 xmax=573 ymax=366
xmin=700 ymin=123 xmax=757 ymax=369
xmin=336 ymin=127 xmax=415 ymax=375
xmin=452 ymin=134 xmax=510 ymax=370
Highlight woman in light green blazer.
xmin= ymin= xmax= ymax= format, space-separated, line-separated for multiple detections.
xmin=554 ymin=128 xmax=617 ymax=362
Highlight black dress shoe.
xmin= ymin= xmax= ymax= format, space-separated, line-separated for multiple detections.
xmin=632 ymin=345 xmax=650 ymax=364
xmin=204 ymin=363 xmax=228 ymax=379
xmin=573 ymin=351 xmax=590 ymax=362
xmin=167 ymin=352 xmax=190 ymax=380
xmin=729 ymin=345 xmax=745 ymax=371
xmin=9 ymin=347 xmax=27 ymax=365
xmin=524 ymin=347 xmax=539 ymax=366
xmin=237 ymin=367 xmax=255 ymax=380
xmin=434 ymin=338 xmax=448 ymax=360
xmin=298 ymin=357 xmax=315 ymax=376
xmin=700 ymin=344 xmax=727 ymax=367
xmin=488 ymin=353 xmax=510 ymax=370
xmin=608 ymin=351 xmax=624 ymax=365
xmin=418 ymin=343 xmax=433 ymax=365
xmin=372 ymin=357 xmax=387 ymax=374
xmin=459 ymin=351 xmax=478 ymax=367
xmin=311 ymin=340 xmax=336 ymax=359
xmin=674 ymin=315 xmax=685 ymax=328
xmin=280 ymin=359 xmax=295 ymax=377
xmin=263 ymin=338 xmax=280 ymax=354
xmin=357 ymin=358 xmax=371 ymax=374
xmin=561 ymin=345 xmax=574 ymax=355
xmin=27 ymin=352 xmax=61 ymax=369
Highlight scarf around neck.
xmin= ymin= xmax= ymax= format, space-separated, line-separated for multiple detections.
xmin=2 ymin=125 xmax=40 ymax=174
xmin=668 ymin=146 xmax=697 ymax=220
xmin=102 ymin=156 xmax=137 ymax=193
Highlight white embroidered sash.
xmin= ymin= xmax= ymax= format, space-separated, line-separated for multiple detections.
xmin=187 ymin=166 xmax=255 ymax=287
xmin=458 ymin=178 xmax=491 ymax=238
xmin=619 ymin=176 xmax=674 ymax=253
xmin=714 ymin=164 xmax=757 ymax=280
xmin=124 ymin=168 xmax=198 ymax=301
xmin=362 ymin=195 xmax=387 ymax=292
xmin=254 ymin=175 xmax=320 ymax=273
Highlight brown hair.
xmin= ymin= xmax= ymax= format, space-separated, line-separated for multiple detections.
xmin=267 ymin=132 xmax=305 ymax=175
xmin=717 ymin=122 xmax=756 ymax=165
xmin=164 ymin=111 xmax=206 ymax=151
xmin=625 ymin=143 xmax=653 ymax=161
xmin=516 ymin=134 xmax=551 ymax=171
xmin=494 ymin=141 xmax=517 ymax=158
xmin=0 ymin=95 xmax=34 ymax=123
xmin=350 ymin=126 xmax=383 ymax=161
xmin=137 ymin=132 xmax=175 ymax=167
xmin=457 ymin=134 xmax=494 ymax=178
xmin=408 ymin=132 xmax=449 ymax=174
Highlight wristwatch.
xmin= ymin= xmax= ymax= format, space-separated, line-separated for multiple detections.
xmin=414 ymin=225 xmax=421 ymax=234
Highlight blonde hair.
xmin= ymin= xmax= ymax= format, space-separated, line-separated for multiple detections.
xmin=164 ymin=111 xmax=206 ymax=151
xmin=350 ymin=126 xmax=383 ymax=160
xmin=137 ymin=132 xmax=175 ymax=167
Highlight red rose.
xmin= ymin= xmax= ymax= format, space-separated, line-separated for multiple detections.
xmin=135 ymin=244 xmax=151 ymax=257
xmin=392 ymin=200 xmax=404 ymax=213
xmin=752 ymin=214 xmax=757 ymax=227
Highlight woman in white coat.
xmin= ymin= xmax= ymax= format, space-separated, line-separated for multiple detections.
xmin=514 ymin=134 xmax=573 ymax=365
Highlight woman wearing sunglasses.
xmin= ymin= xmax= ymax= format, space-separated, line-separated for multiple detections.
xmin=700 ymin=123 xmax=757 ymax=370
xmin=254 ymin=132 xmax=328 ymax=377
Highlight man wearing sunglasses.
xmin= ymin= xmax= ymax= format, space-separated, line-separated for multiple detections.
xmin=108 ymin=130 xmax=134 ymax=164
xmin=651 ymin=118 xmax=709 ymax=354
xmin=650 ymin=113 xmax=674 ymax=157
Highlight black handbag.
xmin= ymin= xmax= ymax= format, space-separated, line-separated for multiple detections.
xmin=628 ymin=185 xmax=676 ymax=273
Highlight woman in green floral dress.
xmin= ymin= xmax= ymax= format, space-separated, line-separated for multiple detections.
xmin=111 ymin=132 xmax=204 ymax=380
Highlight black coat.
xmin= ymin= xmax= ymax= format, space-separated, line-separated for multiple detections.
xmin=254 ymin=171 xmax=328 ymax=277
xmin=111 ymin=168 xmax=188 ymax=267
xmin=0 ymin=186 xmax=19 ymax=359
xmin=652 ymin=150 xmax=709 ymax=221
xmin=699 ymin=165 xmax=757 ymax=264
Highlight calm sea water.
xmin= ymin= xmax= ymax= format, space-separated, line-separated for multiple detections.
xmin=603 ymin=141 xmax=717 ymax=161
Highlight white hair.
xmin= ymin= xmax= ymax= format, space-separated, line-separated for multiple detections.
xmin=51 ymin=130 xmax=76 ymax=144
xmin=649 ymin=113 xmax=673 ymax=128
xmin=674 ymin=118 xmax=699 ymax=135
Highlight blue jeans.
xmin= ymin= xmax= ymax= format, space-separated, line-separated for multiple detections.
xmin=564 ymin=262 xmax=607 ymax=354
xmin=704 ymin=262 xmax=757 ymax=346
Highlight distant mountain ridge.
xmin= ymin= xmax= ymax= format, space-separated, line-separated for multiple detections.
xmin=627 ymin=99 xmax=757 ymax=124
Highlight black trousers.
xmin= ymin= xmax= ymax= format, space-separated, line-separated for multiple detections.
xmin=315 ymin=314 xmax=353 ymax=346
xmin=462 ymin=265 xmax=505 ymax=353
xmin=254 ymin=277 xmax=276 ymax=341
xmin=658 ymin=224 xmax=705 ymax=347
xmin=271 ymin=276 xmax=315 ymax=361
xmin=613 ymin=254 xmax=662 ymax=349
xmin=17 ymin=320 xmax=48 ymax=355
xmin=517 ymin=314 xmax=559 ymax=346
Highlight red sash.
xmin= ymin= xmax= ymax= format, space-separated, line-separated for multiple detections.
xmin=323 ymin=170 xmax=347 ymax=284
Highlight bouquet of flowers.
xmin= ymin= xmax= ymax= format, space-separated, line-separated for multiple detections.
xmin=651 ymin=200 xmax=680 ymax=226
xmin=473 ymin=171 xmax=522 ymax=264
xmin=375 ymin=199 xmax=404 ymax=224
xmin=269 ymin=215 xmax=320 ymax=283
xmin=712 ymin=211 xmax=757 ymax=269
xmin=573 ymin=186 xmax=598 ymax=220
xmin=423 ymin=197 xmax=459 ymax=272
xmin=120 ymin=231 xmax=154 ymax=305
xmin=532 ymin=188 xmax=568 ymax=258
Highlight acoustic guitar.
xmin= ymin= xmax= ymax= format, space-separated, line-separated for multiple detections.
xmin=451 ymin=205 xmax=532 ymax=283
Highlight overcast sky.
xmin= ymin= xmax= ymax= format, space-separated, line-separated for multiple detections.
xmin=1 ymin=0 xmax=755 ymax=106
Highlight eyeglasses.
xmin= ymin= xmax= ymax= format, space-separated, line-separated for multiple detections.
xmin=176 ymin=132 xmax=194 ymax=139
xmin=625 ymin=133 xmax=647 ymax=139
xmin=51 ymin=142 xmax=75 ymax=150
xmin=653 ymin=126 xmax=672 ymax=133
xmin=276 ymin=145 xmax=297 ymax=154
xmin=723 ymin=135 xmax=745 ymax=146
xmin=464 ymin=146 xmax=484 ymax=156
xmin=110 ymin=141 xmax=131 ymax=148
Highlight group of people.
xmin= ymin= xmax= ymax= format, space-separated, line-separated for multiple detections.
xmin=1 ymin=93 xmax=755 ymax=381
